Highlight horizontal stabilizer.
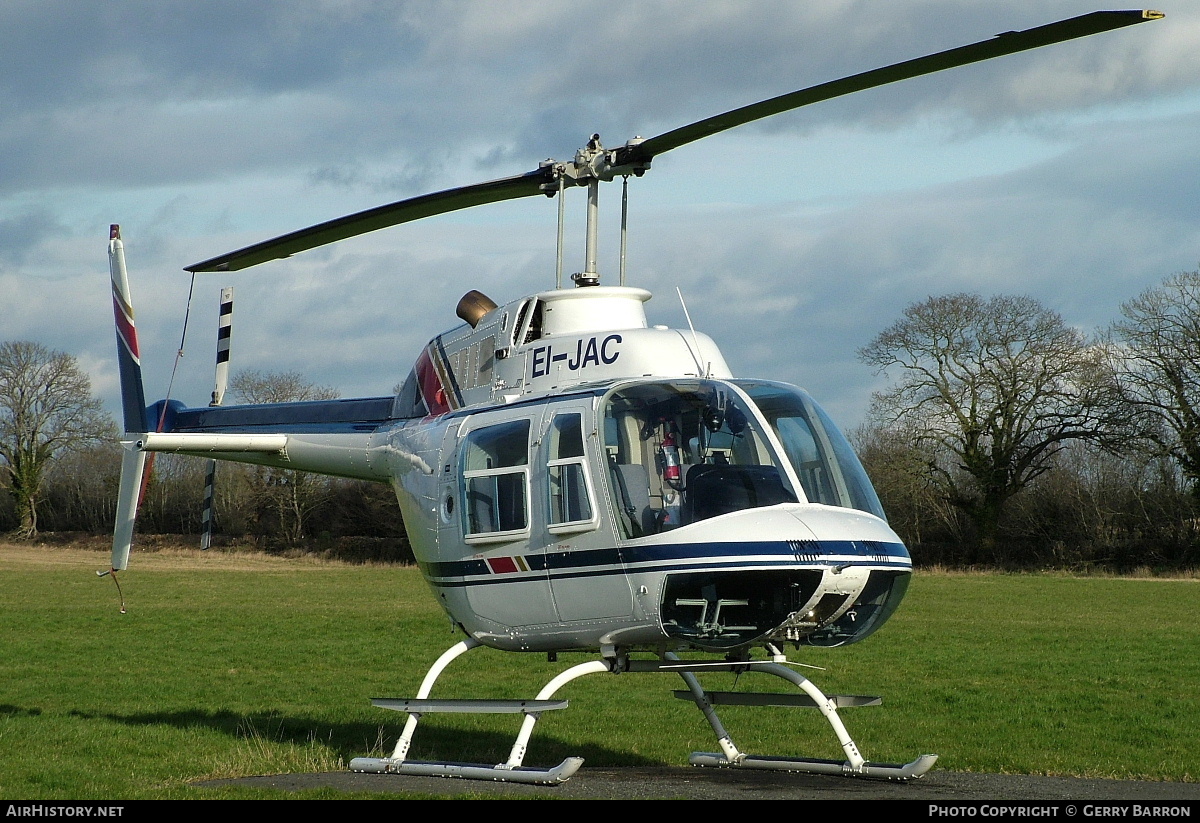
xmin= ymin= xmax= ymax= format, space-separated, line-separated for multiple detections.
xmin=137 ymin=432 xmax=289 ymax=454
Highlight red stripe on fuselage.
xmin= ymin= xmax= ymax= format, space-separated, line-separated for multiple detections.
xmin=486 ymin=556 xmax=519 ymax=574
xmin=415 ymin=346 xmax=449 ymax=415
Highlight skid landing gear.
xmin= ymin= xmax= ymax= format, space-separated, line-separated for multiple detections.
xmin=349 ymin=639 xmax=936 ymax=785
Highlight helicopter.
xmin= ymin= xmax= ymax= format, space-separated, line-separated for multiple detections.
xmin=106 ymin=10 xmax=1162 ymax=785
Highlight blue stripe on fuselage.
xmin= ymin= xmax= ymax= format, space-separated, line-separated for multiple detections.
xmin=168 ymin=396 xmax=395 ymax=434
xmin=424 ymin=539 xmax=910 ymax=588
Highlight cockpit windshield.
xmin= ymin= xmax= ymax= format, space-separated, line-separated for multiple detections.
xmin=600 ymin=379 xmax=884 ymax=538
xmin=734 ymin=380 xmax=885 ymax=519
xmin=601 ymin=381 xmax=792 ymax=537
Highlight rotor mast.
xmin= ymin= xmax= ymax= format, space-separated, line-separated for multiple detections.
xmin=545 ymin=134 xmax=649 ymax=288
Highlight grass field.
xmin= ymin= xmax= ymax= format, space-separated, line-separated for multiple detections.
xmin=0 ymin=543 xmax=1196 ymax=799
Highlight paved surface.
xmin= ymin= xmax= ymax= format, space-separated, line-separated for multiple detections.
xmin=204 ymin=767 xmax=1200 ymax=800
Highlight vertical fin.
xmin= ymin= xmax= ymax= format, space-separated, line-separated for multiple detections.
xmin=111 ymin=443 xmax=147 ymax=571
xmin=108 ymin=225 xmax=148 ymax=571
xmin=108 ymin=225 xmax=148 ymax=435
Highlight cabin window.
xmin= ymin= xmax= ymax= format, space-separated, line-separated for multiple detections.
xmin=460 ymin=419 xmax=531 ymax=542
xmin=546 ymin=413 xmax=596 ymax=532
xmin=392 ymin=367 xmax=429 ymax=419
xmin=511 ymin=298 xmax=544 ymax=347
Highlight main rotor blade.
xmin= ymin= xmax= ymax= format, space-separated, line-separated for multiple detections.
xmin=188 ymin=10 xmax=1159 ymax=273
xmin=186 ymin=168 xmax=553 ymax=272
xmin=615 ymin=9 xmax=1162 ymax=166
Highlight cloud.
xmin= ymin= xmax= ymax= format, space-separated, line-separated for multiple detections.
xmin=1 ymin=0 xmax=1196 ymax=430
xmin=4 ymin=2 xmax=1187 ymax=194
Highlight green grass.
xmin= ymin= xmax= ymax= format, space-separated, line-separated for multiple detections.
xmin=0 ymin=546 xmax=1196 ymax=798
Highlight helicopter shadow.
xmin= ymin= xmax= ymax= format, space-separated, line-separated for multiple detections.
xmin=66 ymin=706 xmax=664 ymax=770
xmin=1 ymin=704 xmax=43 ymax=718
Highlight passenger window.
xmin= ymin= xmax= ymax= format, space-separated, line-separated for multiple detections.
xmin=460 ymin=419 xmax=530 ymax=541
xmin=547 ymin=413 xmax=595 ymax=532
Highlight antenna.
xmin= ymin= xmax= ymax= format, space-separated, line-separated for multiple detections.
xmin=676 ymin=287 xmax=708 ymax=377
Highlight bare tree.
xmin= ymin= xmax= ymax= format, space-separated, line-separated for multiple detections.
xmin=229 ymin=370 xmax=339 ymax=405
xmin=851 ymin=420 xmax=963 ymax=551
xmin=859 ymin=294 xmax=1116 ymax=558
xmin=0 ymin=341 xmax=115 ymax=537
xmin=1107 ymin=270 xmax=1200 ymax=497
xmin=228 ymin=370 xmax=339 ymax=543
xmin=43 ymin=442 xmax=122 ymax=533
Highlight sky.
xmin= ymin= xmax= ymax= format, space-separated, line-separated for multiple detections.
xmin=4 ymin=0 xmax=1199 ymax=432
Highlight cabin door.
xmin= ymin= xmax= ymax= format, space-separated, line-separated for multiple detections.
xmin=441 ymin=414 xmax=558 ymax=628
xmin=539 ymin=402 xmax=635 ymax=621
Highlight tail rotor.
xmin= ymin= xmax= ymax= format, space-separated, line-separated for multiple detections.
xmin=200 ymin=287 xmax=233 ymax=551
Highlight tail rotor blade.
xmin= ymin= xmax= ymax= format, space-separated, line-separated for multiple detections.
xmin=212 ymin=287 xmax=233 ymax=407
xmin=201 ymin=287 xmax=233 ymax=551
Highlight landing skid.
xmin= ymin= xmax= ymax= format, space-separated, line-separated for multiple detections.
xmin=349 ymin=638 xmax=595 ymax=785
xmin=689 ymin=752 xmax=938 ymax=780
xmin=350 ymin=639 xmax=936 ymax=785
xmin=351 ymin=754 xmax=584 ymax=785
xmin=651 ymin=655 xmax=937 ymax=782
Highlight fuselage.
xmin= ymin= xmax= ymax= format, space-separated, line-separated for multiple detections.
xmin=154 ymin=286 xmax=912 ymax=654
xmin=385 ymin=377 xmax=911 ymax=652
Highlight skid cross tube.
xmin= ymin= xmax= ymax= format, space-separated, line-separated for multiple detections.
xmin=350 ymin=641 xmax=935 ymax=784
xmin=640 ymin=656 xmax=936 ymax=780
xmin=349 ymin=638 xmax=589 ymax=785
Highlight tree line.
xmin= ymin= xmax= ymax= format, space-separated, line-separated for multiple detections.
xmin=0 ymin=354 xmax=409 ymax=561
xmin=854 ymin=270 xmax=1200 ymax=570
xmin=2 ymin=269 xmax=1200 ymax=570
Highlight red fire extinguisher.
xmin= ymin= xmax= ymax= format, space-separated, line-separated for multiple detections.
xmin=661 ymin=429 xmax=682 ymax=490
